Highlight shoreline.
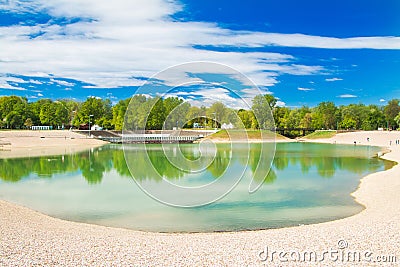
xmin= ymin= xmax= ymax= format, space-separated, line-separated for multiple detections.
xmin=0 ymin=130 xmax=108 ymax=158
xmin=0 ymin=131 xmax=399 ymax=266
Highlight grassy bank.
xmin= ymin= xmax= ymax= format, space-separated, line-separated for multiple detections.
xmin=205 ymin=129 xmax=288 ymax=140
xmin=303 ymin=130 xmax=337 ymax=139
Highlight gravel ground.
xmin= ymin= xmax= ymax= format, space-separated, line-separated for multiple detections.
xmin=0 ymin=131 xmax=399 ymax=266
xmin=0 ymin=130 xmax=107 ymax=159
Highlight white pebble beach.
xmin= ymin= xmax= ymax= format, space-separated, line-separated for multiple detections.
xmin=1 ymin=130 xmax=399 ymax=266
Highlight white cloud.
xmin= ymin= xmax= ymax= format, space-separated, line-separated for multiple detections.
xmin=159 ymin=86 xmax=256 ymax=109
xmin=37 ymin=93 xmax=43 ymax=96
xmin=0 ymin=0 xmax=325 ymax=91
xmin=106 ymin=92 xmax=117 ymax=99
xmin=379 ymin=98 xmax=386 ymax=102
xmin=325 ymin=77 xmax=343 ymax=82
xmin=29 ymin=79 xmax=43 ymax=84
xmin=87 ymin=95 xmax=102 ymax=100
xmin=196 ymin=32 xmax=400 ymax=49
xmin=276 ymin=100 xmax=286 ymax=107
xmin=298 ymin=87 xmax=314 ymax=91
xmin=0 ymin=83 xmax=27 ymax=91
xmin=50 ymin=78 xmax=75 ymax=87
xmin=3 ymin=76 xmax=26 ymax=83
xmin=338 ymin=94 xmax=357 ymax=98
xmin=0 ymin=75 xmax=27 ymax=90
xmin=0 ymin=0 xmax=398 ymax=96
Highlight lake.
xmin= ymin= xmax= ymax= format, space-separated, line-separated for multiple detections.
xmin=0 ymin=143 xmax=393 ymax=232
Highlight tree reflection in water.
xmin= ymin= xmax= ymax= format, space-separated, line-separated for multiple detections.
xmin=0 ymin=143 xmax=394 ymax=184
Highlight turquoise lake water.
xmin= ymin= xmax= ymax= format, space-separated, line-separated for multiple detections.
xmin=0 ymin=143 xmax=393 ymax=232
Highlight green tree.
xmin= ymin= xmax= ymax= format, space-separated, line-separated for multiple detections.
xmin=273 ymin=106 xmax=290 ymax=129
xmin=24 ymin=118 xmax=33 ymax=129
xmin=284 ymin=109 xmax=301 ymax=129
xmin=163 ymin=97 xmax=190 ymax=129
xmin=252 ymin=94 xmax=275 ymax=129
xmin=112 ymin=98 xmax=129 ymax=130
xmin=384 ymin=99 xmax=400 ymax=129
xmin=263 ymin=94 xmax=277 ymax=109
xmin=341 ymin=117 xmax=357 ymax=129
xmin=29 ymin=99 xmax=52 ymax=125
xmin=6 ymin=111 xmax=23 ymax=128
xmin=124 ymin=95 xmax=148 ymax=130
xmin=0 ymin=96 xmax=29 ymax=128
xmin=145 ymin=97 xmax=166 ymax=130
xmin=185 ymin=106 xmax=205 ymax=128
xmin=73 ymin=97 xmax=112 ymax=127
xmin=39 ymin=101 xmax=55 ymax=126
xmin=300 ymin=112 xmax=313 ymax=129
xmin=237 ymin=109 xmax=256 ymax=129
xmin=339 ymin=104 xmax=367 ymax=130
xmin=62 ymin=99 xmax=80 ymax=127
xmin=207 ymin=102 xmax=227 ymax=128
xmin=394 ymin=112 xmax=400 ymax=127
xmin=54 ymin=101 xmax=70 ymax=128
xmin=313 ymin=102 xmax=337 ymax=129
xmin=362 ymin=105 xmax=386 ymax=130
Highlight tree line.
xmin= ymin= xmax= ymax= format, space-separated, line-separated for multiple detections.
xmin=0 ymin=95 xmax=399 ymax=131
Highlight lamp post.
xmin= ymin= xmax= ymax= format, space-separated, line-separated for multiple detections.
xmin=88 ymin=114 xmax=94 ymax=137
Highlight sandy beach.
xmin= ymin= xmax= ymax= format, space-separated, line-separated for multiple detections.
xmin=0 ymin=131 xmax=399 ymax=266
xmin=0 ymin=130 xmax=107 ymax=158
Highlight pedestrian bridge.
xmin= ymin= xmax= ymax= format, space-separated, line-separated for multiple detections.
xmin=99 ymin=133 xmax=203 ymax=144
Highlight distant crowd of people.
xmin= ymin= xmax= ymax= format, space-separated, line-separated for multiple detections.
xmin=353 ymin=137 xmax=400 ymax=146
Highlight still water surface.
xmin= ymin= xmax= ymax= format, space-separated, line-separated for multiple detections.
xmin=0 ymin=143 xmax=393 ymax=232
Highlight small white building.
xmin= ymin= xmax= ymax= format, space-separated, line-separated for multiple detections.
xmin=91 ymin=124 xmax=103 ymax=131
xmin=221 ymin=123 xmax=234 ymax=129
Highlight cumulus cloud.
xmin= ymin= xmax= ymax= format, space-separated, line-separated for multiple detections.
xmin=0 ymin=0 xmax=300 ymax=90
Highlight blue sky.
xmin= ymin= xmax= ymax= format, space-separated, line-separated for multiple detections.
xmin=0 ymin=0 xmax=399 ymax=107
